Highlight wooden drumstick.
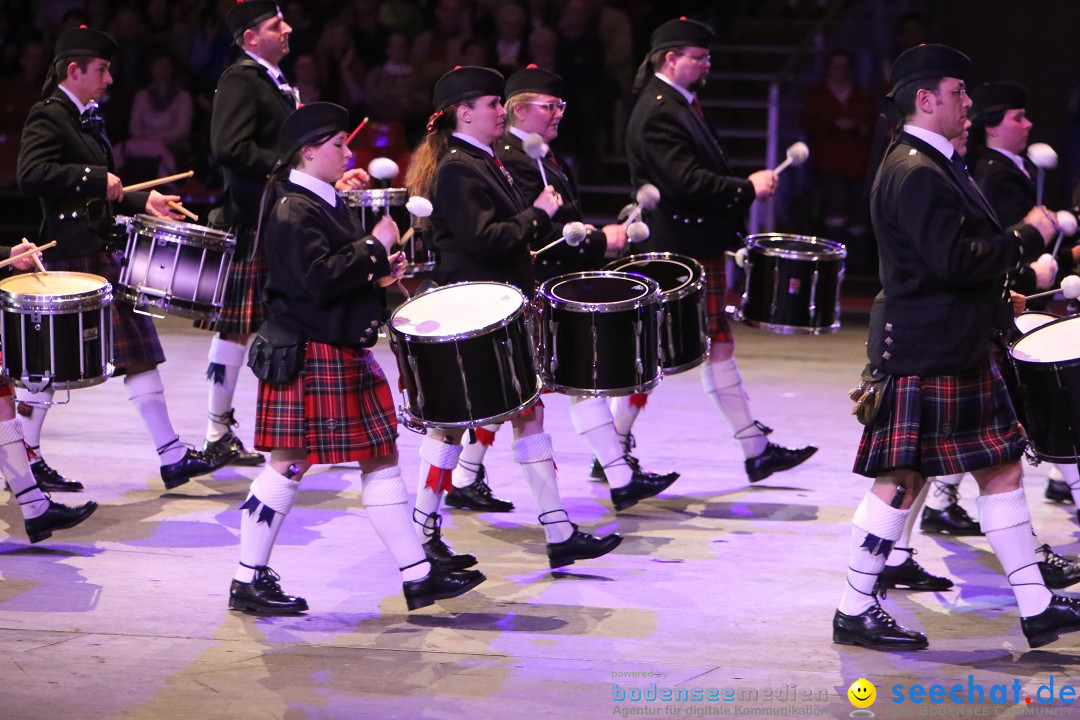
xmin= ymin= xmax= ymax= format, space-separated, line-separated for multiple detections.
xmin=122 ymin=170 xmax=194 ymax=192
xmin=167 ymin=201 xmax=198 ymax=222
xmin=0 ymin=240 xmax=57 ymax=270
xmin=346 ymin=116 xmax=370 ymax=145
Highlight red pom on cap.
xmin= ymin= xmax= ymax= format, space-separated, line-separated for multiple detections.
xmin=526 ymin=63 xmax=538 ymax=69
xmin=79 ymin=24 xmax=87 ymax=28
xmin=679 ymin=15 xmax=686 ymax=19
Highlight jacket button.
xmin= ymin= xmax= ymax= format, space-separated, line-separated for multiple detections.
xmin=882 ymin=351 xmax=891 ymax=360
xmin=884 ymin=337 xmax=893 ymax=345
xmin=58 ymin=213 xmax=65 ymax=220
xmin=885 ymin=323 xmax=893 ymax=331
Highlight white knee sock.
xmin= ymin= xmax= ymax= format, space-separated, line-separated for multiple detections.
xmin=839 ymin=492 xmax=910 ymax=615
xmin=0 ymin=419 xmax=48 ymax=519
xmin=15 ymin=387 xmax=52 ymax=461
xmin=925 ymin=474 xmax=964 ymax=512
xmin=886 ymin=481 xmax=930 ymax=567
xmin=362 ymin=466 xmax=430 ymax=582
xmin=978 ymin=488 xmax=1053 ymax=617
xmin=235 ymin=466 xmax=300 ymax=583
xmin=206 ymin=336 xmax=246 ymax=442
xmin=452 ymin=423 xmax=500 ymax=489
xmin=414 ymin=436 xmax=461 ymax=541
xmin=513 ymin=432 xmax=572 ymax=544
xmin=701 ymin=357 xmax=768 ymax=458
xmin=609 ymin=394 xmax=647 ymax=450
xmin=124 ymin=369 xmax=186 ymax=465
xmin=1057 ymin=464 xmax=1080 ymax=506
xmin=572 ymin=396 xmax=632 ymax=489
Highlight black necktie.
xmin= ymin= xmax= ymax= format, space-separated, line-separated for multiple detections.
xmin=80 ymin=102 xmax=104 ymax=135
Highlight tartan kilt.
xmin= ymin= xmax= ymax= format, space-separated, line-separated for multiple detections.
xmin=194 ymin=226 xmax=267 ymax=335
xmin=853 ymin=351 xmax=1027 ymax=478
xmin=700 ymin=256 xmax=735 ymax=345
xmin=44 ymin=251 xmax=166 ymax=372
xmin=255 ymin=341 xmax=398 ymax=465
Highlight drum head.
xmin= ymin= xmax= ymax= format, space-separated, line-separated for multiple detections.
xmin=1012 ymin=316 xmax=1080 ymax=364
xmin=746 ymin=233 xmax=846 ymax=260
xmin=132 ymin=214 xmax=236 ymax=248
xmin=1014 ymin=311 xmax=1060 ymax=336
xmin=606 ymin=253 xmax=702 ymax=298
xmin=545 ymin=272 xmax=658 ymax=310
xmin=391 ymin=282 xmax=524 ymax=339
xmin=0 ymin=272 xmax=111 ymax=312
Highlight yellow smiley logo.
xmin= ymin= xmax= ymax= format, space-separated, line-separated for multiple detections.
xmin=847 ymin=678 xmax=876 ymax=709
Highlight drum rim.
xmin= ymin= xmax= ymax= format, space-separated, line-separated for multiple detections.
xmin=728 ymin=306 xmax=841 ymax=336
xmin=746 ymin=232 xmax=847 ymax=260
xmin=399 ymin=380 xmax=543 ymax=429
xmin=0 ymin=271 xmax=112 ymax=313
xmin=604 ymin=252 xmax=704 ymax=301
xmin=540 ymin=271 xmax=662 ymax=312
xmin=388 ymin=281 xmax=527 ymax=342
xmin=130 ymin=214 xmax=237 ymax=248
xmin=5 ymin=364 xmax=115 ymax=392
xmin=540 ymin=374 xmax=663 ymax=398
xmin=1011 ymin=314 xmax=1080 ymax=364
xmin=340 ymin=187 xmax=408 ymax=207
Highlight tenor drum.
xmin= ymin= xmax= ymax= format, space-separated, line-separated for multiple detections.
xmin=537 ymin=271 xmax=662 ymax=396
xmin=389 ymin=282 xmax=540 ymax=428
xmin=735 ymin=233 xmax=846 ymax=334
xmin=1014 ymin=311 xmax=1060 ymax=337
xmin=605 ymin=253 xmax=708 ymax=374
xmin=1010 ymin=316 xmax=1080 ymax=462
xmin=0 ymin=272 xmax=113 ymax=392
xmin=117 ymin=214 xmax=235 ymax=321
xmin=402 ymin=226 xmax=436 ymax=278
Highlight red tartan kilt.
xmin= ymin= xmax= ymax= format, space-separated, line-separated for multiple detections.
xmin=43 ymin=251 xmax=165 ymax=372
xmin=194 ymin=227 xmax=267 ymax=335
xmin=853 ymin=350 xmax=1027 ymax=478
xmin=255 ymin=341 xmax=398 ymax=465
xmin=700 ymin=256 xmax=735 ymax=345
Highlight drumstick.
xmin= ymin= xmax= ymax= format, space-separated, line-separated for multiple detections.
xmin=167 ymin=201 xmax=198 ymax=222
xmin=0 ymin=240 xmax=57 ymax=269
xmin=398 ymin=227 xmax=415 ymax=247
xmin=346 ymin=116 xmax=370 ymax=145
xmin=122 ymin=170 xmax=194 ymax=192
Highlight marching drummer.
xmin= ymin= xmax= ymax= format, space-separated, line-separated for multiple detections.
xmin=16 ymin=26 xmax=228 ymax=491
xmin=625 ymin=17 xmax=816 ymax=484
xmin=230 ymin=102 xmax=485 ymax=615
xmin=442 ymin=65 xmax=679 ymax=516
xmin=403 ymin=65 xmax=623 ymax=570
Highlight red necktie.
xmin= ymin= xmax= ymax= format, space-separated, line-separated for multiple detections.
xmin=691 ymin=98 xmax=705 ymax=118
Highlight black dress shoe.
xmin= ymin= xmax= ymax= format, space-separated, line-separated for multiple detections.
xmin=610 ymin=465 xmax=680 ymax=511
xmin=160 ymin=447 xmax=230 ymax=490
xmin=547 ymin=525 xmax=623 ymax=569
xmin=589 ymin=457 xmax=606 ymax=481
xmin=1022 ymin=595 xmax=1080 ymax=649
xmin=1038 ymin=544 xmax=1080 ymax=590
xmin=204 ymin=431 xmax=264 ymax=467
xmin=920 ymin=504 xmax=982 ymax=536
xmin=403 ymin=566 xmax=486 ymax=611
xmin=30 ymin=460 xmax=83 ymax=492
xmin=833 ymin=602 xmax=928 ymax=651
xmin=592 ymin=454 xmax=677 ymax=484
xmin=445 ymin=467 xmax=514 ymax=512
xmin=24 ymin=499 xmax=98 ymax=543
xmin=879 ymin=548 xmax=954 ymax=591
xmin=1046 ymin=478 xmax=1074 ymax=504
xmin=422 ymin=532 xmax=478 ymax=571
xmin=745 ymin=442 xmax=817 ymax=483
xmin=228 ymin=566 xmax=308 ymax=615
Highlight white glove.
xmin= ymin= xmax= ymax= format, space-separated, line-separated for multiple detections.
xmin=1031 ymin=253 xmax=1058 ymax=290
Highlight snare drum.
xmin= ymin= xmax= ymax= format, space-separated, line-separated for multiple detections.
xmin=537 ymin=271 xmax=662 ymax=396
xmin=0 ymin=272 xmax=113 ymax=392
xmin=340 ymin=188 xmax=408 ymax=209
xmin=735 ymin=233 xmax=846 ymax=334
xmin=402 ymin=226 xmax=436 ymax=278
xmin=117 ymin=214 xmax=235 ymax=321
xmin=1010 ymin=316 xmax=1080 ymax=462
xmin=389 ymin=282 xmax=541 ymax=428
xmin=605 ymin=253 xmax=708 ymax=374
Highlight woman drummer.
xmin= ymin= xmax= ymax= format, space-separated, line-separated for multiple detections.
xmin=404 ymin=66 xmax=622 ymax=571
xmin=228 ymin=102 xmax=485 ymax=615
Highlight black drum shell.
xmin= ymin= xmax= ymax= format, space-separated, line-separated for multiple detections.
xmin=1010 ymin=318 xmax=1080 ymax=462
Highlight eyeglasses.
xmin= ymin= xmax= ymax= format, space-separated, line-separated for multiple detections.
xmin=938 ymin=86 xmax=968 ymax=98
xmin=678 ymin=52 xmax=711 ymax=64
xmin=524 ymin=100 xmax=567 ymax=114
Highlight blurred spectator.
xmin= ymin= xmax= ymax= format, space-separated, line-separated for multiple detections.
xmin=494 ymin=3 xmax=529 ymax=77
xmin=348 ymin=0 xmax=390 ymax=69
xmin=316 ymin=21 xmax=366 ymax=111
xmin=279 ymin=2 xmax=319 ymax=77
xmin=527 ymin=26 xmax=558 ymax=70
xmin=411 ymin=0 xmax=470 ymax=86
xmin=364 ymin=32 xmax=426 ymax=136
xmin=526 ymin=0 xmax=559 ymax=31
xmin=187 ymin=0 xmax=234 ymax=94
xmin=459 ymin=35 xmax=493 ymax=68
xmin=119 ymin=52 xmax=195 ymax=183
xmin=583 ymin=0 xmax=633 ymax=98
xmin=556 ymin=0 xmax=610 ymax=177
xmin=379 ymin=0 xmax=424 ymax=36
xmin=0 ymin=39 xmax=47 ymax=134
xmin=293 ymin=52 xmax=326 ymax=104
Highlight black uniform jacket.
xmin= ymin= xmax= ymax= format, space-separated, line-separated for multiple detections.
xmin=430 ymin=135 xmax=552 ymax=296
xmin=496 ymin=131 xmax=605 ymax=283
xmin=262 ymin=181 xmax=390 ymax=347
xmin=868 ymin=132 xmax=1044 ymax=376
xmin=17 ymin=90 xmax=149 ymax=261
xmin=625 ymin=74 xmax=755 ymax=259
xmin=211 ymin=57 xmax=296 ymax=232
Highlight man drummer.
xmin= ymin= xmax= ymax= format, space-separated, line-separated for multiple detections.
xmin=16 ymin=26 xmax=228 ymax=490
xmin=624 ymin=17 xmax=816 ymax=484
xmin=443 ymin=65 xmax=679 ymax=514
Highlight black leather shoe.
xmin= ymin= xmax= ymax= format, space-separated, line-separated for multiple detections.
xmin=1022 ymin=595 xmax=1080 ymax=649
xmin=833 ymin=602 xmax=928 ymax=651
xmin=1038 ymin=544 xmax=1080 ymax=590
xmin=547 ymin=525 xmax=623 ymax=569
xmin=745 ymin=442 xmax=817 ymax=483
xmin=445 ymin=467 xmax=514 ymax=512
xmin=24 ymin=499 xmax=98 ymax=543
xmin=589 ymin=457 xmax=606 ymax=481
xmin=403 ymin=566 xmax=486 ymax=610
xmin=160 ymin=447 xmax=230 ymax=490
xmin=592 ymin=454 xmax=677 ymax=484
xmin=228 ymin=566 xmax=308 ymax=615
xmin=1046 ymin=478 xmax=1074 ymax=504
xmin=422 ymin=532 xmax=478 ymax=571
xmin=204 ymin=431 xmax=264 ymax=467
xmin=920 ymin=504 xmax=982 ymax=536
xmin=31 ymin=459 xmax=83 ymax=492
xmin=879 ymin=548 xmax=954 ymax=591
xmin=610 ymin=465 xmax=680 ymax=511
